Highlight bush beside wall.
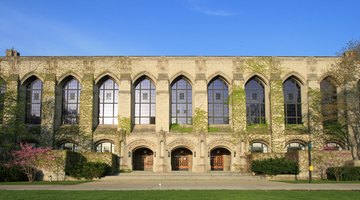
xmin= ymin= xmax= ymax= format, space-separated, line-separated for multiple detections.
xmin=326 ymin=167 xmax=360 ymax=181
xmin=251 ymin=157 xmax=299 ymax=175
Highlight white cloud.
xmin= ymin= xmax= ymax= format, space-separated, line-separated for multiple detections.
xmin=183 ymin=0 xmax=238 ymax=17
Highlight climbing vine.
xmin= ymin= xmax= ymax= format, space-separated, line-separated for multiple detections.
xmin=119 ymin=117 xmax=131 ymax=135
xmin=193 ymin=108 xmax=207 ymax=133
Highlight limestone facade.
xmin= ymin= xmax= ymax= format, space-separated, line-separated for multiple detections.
xmin=0 ymin=52 xmax=355 ymax=172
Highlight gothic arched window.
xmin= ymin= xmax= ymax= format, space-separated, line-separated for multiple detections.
xmin=25 ymin=78 xmax=42 ymax=124
xmin=171 ymin=77 xmax=192 ymax=124
xmin=245 ymin=77 xmax=265 ymax=124
xmin=283 ymin=77 xmax=302 ymax=124
xmin=62 ymin=78 xmax=81 ymax=124
xmin=320 ymin=77 xmax=337 ymax=124
xmin=208 ymin=77 xmax=229 ymax=124
xmin=99 ymin=78 xmax=118 ymax=125
xmin=134 ymin=77 xmax=156 ymax=124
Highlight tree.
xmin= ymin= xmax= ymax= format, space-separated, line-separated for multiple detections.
xmin=327 ymin=39 xmax=360 ymax=160
xmin=9 ymin=143 xmax=53 ymax=182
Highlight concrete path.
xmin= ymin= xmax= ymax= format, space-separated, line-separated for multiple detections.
xmin=1 ymin=173 xmax=359 ymax=191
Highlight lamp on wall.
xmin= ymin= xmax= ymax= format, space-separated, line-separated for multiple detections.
xmin=234 ymin=151 xmax=236 ymax=157
xmin=128 ymin=151 xmax=131 ymax=157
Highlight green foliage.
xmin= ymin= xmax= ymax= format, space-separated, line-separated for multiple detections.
xmin=170 ymin=124 xmax=193 ymax=133
xmin=247 ymin=123 xmax=269 ymax=134
xmin=119 ymin=117 xmax=131 ymax=134
xmin=285 ymin=124 xmax=308 ymax=134
xmin=56 ymin=125 xmax=80 ymax=136
xmin=229 ymin=85 xmax=246 ymax=136
xmin=0 ymin=165 xmax=27 ymax=182
xmin=193 ymin=108 xmax=207 ymax=133
xmin=251 ymin=157 xmax=299 ymax=175
xmin=67 ymin=162 xmax=110 ymax=180
xmin=326 ymin=167 xmax=360 ymax=181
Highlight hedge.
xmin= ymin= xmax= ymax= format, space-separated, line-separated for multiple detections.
xmin=251 ymin=157 xmax=299 ymax=175
xmin=67 ymin=162 xmax=111 ymax=180
xmin=326 ymin=167 xmax=360 ymax=181
xmin=0 ymin=165 xmax=27 ymax=182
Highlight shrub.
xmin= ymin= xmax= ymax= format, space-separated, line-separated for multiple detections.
xmin=0 ymin=165 xmax=27 ymax=182
xmin=67 ymin=162 xmax=111 ymax=180
xmin=251 ymin=157 xmax=299 ymax=175
xmin=326 ymin=167 xmax=360 ymax=181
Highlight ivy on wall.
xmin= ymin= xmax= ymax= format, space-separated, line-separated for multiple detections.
xmin=193 ymin=108 xmax=207 ymax=133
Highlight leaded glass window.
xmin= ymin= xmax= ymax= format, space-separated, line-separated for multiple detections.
xmin=245 ymin=77 xmax=265 ymax=124
xmin=95 ymin=142 xmax=116 ymax=153
xmin=325 ymin=142 xmax=343 ymax=151
xmin=62 ymin=78 xmax=81 ymax=124
xmin=208 ymin=78 xmax=229 ymax=124
xmin=58 ymin=142 xmax=78 ymax=152
xmin=320 ymin=77 xmax=337 ymax=124
xmin=283 ymin=77 xmax=302 ymax=124
xmin=0 ymin=79 xmax=5 ymax=124
xmin=25 ymin=79 xmax=42 ymax=124
xmin=99 ymin=79 xmax=118 ymax=125
xmin=250 ymin=142 xmax=268 ymax=153
xmin=286 ymin=142 xmax=305 ymax=152
xmin=134 ymin=78 xmax=155 ymax=124
xmin=171 ymin=77 xmax=192 ymax=124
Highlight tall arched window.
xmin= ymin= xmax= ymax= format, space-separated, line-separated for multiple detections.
xmin=208 ymin=77 xmax=229 ymax=124
xmin=134 ymin=77 xmax=155 ymax=124
xmin=171 ymin=77 xmax=192 ymax=124
xmin=283 ymin=77 xmax=302 ymax=124
xmin=320 ymin=77 xmax=337 ymax=124
xmin=0 ymin=78 xmax=5 ymax=124
xmin=62 ymin=78 xmax=81 ymax=124
xmin=245 ymin=77 xmax=265 ymax=124
xmin=25 ymin=78 xmax=42 ymax=124
xmin=99 ymin=78 xmax=118 ymax=125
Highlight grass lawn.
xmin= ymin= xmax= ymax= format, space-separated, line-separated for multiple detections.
xmin=0 ymin=190 xmax=359 ymax=200
xmin=275 ymin=180 xmax=360 ymax=184
xmin=0 ymin=180 xmax=91 ymax=185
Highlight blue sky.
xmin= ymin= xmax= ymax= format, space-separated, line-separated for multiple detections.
xmin=0 ymin=0 xmax=359 ymax=56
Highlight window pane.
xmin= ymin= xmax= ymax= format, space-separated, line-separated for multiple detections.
xmin=246 ymin=78 xmax=265 ymax=125
xmin=134 ymin=78 xmax=156 ymax=124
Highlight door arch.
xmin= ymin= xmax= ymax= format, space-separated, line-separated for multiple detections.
xmin=210 ymin=148 xmax=231 ymax=171
xmin=132 ymin=147 xmax=154 ymax=171
xmin=171 ymin=147 xmax=192 ymax=171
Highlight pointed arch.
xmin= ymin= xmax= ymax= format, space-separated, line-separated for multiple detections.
xmin=97 ymin=76 xmax=119 ymax=125
xmin=20 ymin=72 xmax=44 ymax=85
xmin=24 ymin=77 xmax=43 ymax=124
xmin=285 ymin=140 xmax=307 ymax=152
xmin=61 ymin=76 xmax=81 ymax=124
xmin=319 ymin=74 xmax=339 ymax=86
xmin=320 ymin=76 xmax=338 ymax=124
xmin=57 ymin=72 xmax=82 ymax=86
xmin=132 ymin=72 xmax=156 ymax=85
xmin=244 ymin=73 xmax=269 ymax=86
xmin=133 ymin=76 xmax=156 ymax=124
xmin=170 ymin=72 xmax=194 ymax=86
xmin=95 ymin=71 xmax=120 ymax=86
xmin=94 ymin=139 xmax=116 ymax=153
xmin=282 ymin=72 xmax=306 ymax=85
xmin=207 ymin=73 xmax=231 ymax=86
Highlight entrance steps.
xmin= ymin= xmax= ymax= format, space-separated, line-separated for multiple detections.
xmin=103 ymin=171 xmax=262 ymax=181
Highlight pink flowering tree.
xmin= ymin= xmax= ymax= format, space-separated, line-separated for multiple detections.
xmin=10 ymin=143 xmax=53 ymax=182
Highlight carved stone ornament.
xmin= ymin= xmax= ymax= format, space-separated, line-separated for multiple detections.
xmin=233 ymin=57 xmax=244 ymax=73
xmin=195 ymin=57 xmax=206 ymax=72
xmin=119 ymin=57 xmax=131 ymax=71
xmin=127 ymin=139 xmax=156 ymax=151
xmin=157 ymin=57 xmax=169 ymax=71
xmin=167 ymin=138 xmax=196 ymax=151
xmin=208 ymin=139 xmax=236 ymax=151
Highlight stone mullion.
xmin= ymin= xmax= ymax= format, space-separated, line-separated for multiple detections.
xmin=231 ymin=80 xmax=246 ymax=135
xmin=269 ymin=79 xmax=285 ymax=153
xmin=40 ymin=74 xmax=56 ymax=146
xmin=79 ymin=74 xmax=94 ymax=151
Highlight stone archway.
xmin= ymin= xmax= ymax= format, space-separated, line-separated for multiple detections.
xmin=132 ymin=147 xmax=154 ymax=171
xmin=171 ymin=147 xmax=192 ymax=171
xmin=210 ymin=147 xmax=231 ymax=171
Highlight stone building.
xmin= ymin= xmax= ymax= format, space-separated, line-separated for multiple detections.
xmin=0 ymin=49 xmax=356 ymax=173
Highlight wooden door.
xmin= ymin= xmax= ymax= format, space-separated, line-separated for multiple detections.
xmin=211 ymin=154 xmax=224 ymax=171
xmin=172 ymin=148 xmax=192 ymax=171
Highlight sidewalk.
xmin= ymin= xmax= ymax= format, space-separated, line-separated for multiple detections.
xmin=1 ymin=174 xmax=360 ymax=190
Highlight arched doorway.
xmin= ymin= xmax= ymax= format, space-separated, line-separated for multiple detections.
xmin=132 ymin=148 xmax=154 ymax=171
xmin=171 ymin=147 xmax=192 ymax=171
xmin=210 ymin=148 xmax=231 ymax=171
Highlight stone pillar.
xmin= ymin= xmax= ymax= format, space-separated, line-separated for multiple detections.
xmin=155 ymin=73 xmax=169 ymax=132
xmin=118 ymin=74 xmax=132 ymax=134
xmin=41 ymin=74 xmax=56 ymax=146
xmin=307 ymin=74 xmax=324 ymax=150
xmin=79 ymin=73 xmax=94 ymax=151
xmin=193 ymin=73 xmax=208 ymax=133
xmin=231 ymin=73 xmax=247 ymax=170
xmin=3 ymin=74 xmax=20 ymax=145
xmin=269 ymin=77 xmax=285 ymax=153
